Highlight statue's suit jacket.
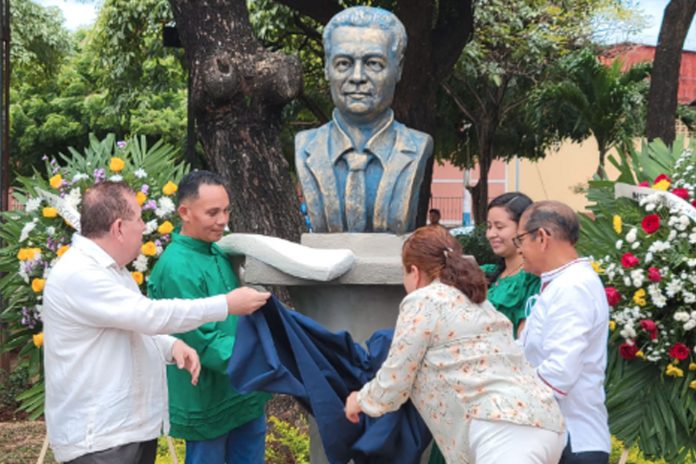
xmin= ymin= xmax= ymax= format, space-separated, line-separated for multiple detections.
xmin=295 ymin=119 xmax=433 ymax=234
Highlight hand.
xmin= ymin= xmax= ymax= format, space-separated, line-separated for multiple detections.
xmin=226 ymin=287 xmax=271 ymax=316
xmin=171 ymin=340 xmax=201 ymax=386
xmin=344 ymin=391 xmax=362 ymax=424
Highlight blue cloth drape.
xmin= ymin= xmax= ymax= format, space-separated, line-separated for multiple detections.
xmin=227 ymin=296 xmax=431 ymax=464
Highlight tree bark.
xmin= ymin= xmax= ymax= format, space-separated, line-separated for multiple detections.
xmin=645 ymin=0 xmax=696 ymax=146
xmin=168 ymin=0 xmax=304 ymax=241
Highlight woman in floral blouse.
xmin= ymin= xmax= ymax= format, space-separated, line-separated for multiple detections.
xmin=344 ymin=226 xmax=565 ymax=463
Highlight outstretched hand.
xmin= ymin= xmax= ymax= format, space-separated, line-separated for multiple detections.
xmin=172 ymin=340 xmax=201 ymax=385
xmin=226 ymin=286 xmax=271 ymax=316
xmin=344 ymin=391 xmax=362 ymax=424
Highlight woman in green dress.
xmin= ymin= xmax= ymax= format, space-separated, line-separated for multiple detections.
xmin=428 ymin=192 xmax=539 ymax=463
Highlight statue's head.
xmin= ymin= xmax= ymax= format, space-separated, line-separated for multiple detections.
xmin=323 ymin=7 xmax=407 ymax=124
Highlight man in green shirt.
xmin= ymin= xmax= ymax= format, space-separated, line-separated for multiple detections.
xmin=148 ymin=171 xmax=270 ymax=463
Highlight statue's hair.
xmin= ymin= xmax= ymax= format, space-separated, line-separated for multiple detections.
xmin=323 ymin=6 xmax=407 ymax=65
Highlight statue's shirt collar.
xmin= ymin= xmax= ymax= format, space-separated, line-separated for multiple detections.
xmin=330 ymin=109 xmax=396 ymax=167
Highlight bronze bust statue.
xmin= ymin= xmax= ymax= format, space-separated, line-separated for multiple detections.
xmin=295 ymin=6 xmax=433 ymax=234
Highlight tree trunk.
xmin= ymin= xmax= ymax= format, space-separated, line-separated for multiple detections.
xmin=645 ymin=0 xmax=696 ymax=146
xmin=596 ymin=145 xmax=607 ymax=179
xmin=168 ymin=0 xmax=304 ymax=241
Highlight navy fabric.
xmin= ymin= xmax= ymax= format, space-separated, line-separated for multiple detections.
xmin=227 ymin=296 xmax=431 ymax=464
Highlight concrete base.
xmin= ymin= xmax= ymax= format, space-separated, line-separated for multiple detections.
xmin=243 ymin=233 xmax=430 ymax=462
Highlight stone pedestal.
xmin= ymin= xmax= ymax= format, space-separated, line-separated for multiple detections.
xmin=243 ymin=233 xmax=411 ymax=463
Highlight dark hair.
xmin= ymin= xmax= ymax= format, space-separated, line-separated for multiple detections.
xmin=80 ymin=181 xmax=135 ymax=238
xmin=402 ymin=226 xmax=487 ymax=304
xmin=176 ymin=170 xmax=229 ymax=204
xmin=522 ymin=200 xmax=580 ymax=244
xmin=485 ymin=192 xmax=533 ymax=284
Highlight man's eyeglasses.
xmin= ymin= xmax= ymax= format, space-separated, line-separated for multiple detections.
xmin=512 ymin=228 xmax=540 ymax=248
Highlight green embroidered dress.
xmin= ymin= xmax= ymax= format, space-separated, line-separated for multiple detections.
xmin=148 ymin=232 xmax=269 ymax=441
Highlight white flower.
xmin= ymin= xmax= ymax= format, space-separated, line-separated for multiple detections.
xmin=666 ymin=279 xmax=683 ymax=298
xmin=687 ymin=259 xmax=696 ymax=268
xmin=623 ymin=276 xmax=632 ymax=287
xmin=25 ymin=198 xmax=42 ymax=213
xmin=155 ymin=197 xmax=175 ymax=218
xmin=631 ymin=241 xmax=640 ymax=250
xmin=668 ymin=230 xmax=677 ymax=241
xmin=46 ymin=226 xmax=56 ymax=236
xmin=145 ymin=220 xmax=158 ymax=235
xmin=72 ymin=173 xmax=89 ymax=183
xmin=134 ymin=168 xmax=147 ymax=179
xmin=630 ymin=269 xmax=645 ymax=288
xmin=108 ymin=175 xmax=123 ymax=182
xmin=133 ymin=254 xmax=149 ymax=272
xmin=684 ymin=319 xmax=696 ymax=331
xmin=620 ymin=325 xmax=637 ymax=339
xmin=674 ymin=311 xmax=690 ymax=322
xmin=616 ymin=240 xmax=624 ymax=250
xmin=626 ymin=228 xmax=637 ymax=243
xmin=645 ymin=203 xmax=656 ymax=212
xmin=64 ymin=188 xmax=82 ymax=211
xmin=19 ymin=220 xmax=37 ymax=242
xmin=18 ymin=267 xmax=29 ymax=284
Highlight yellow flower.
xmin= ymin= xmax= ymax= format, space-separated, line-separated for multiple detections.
xmin=141 ymin=241 xmax=157 ymax=256
xmin=42 ymin=207 xmax=58 ymax=218
xmin=689 ymin=363 xmax=696 ymax=371
xmin=162 ymin=181 xmax=178 ymax=196
xmin=690 ymin=380 xmax=696 ymax=390
xmin=49 ymin=174 xmax=62 ymax=189
xmin=632 ymin=288 xmax=646 ymax=307
xmin=131 ymin=271 xmax=144 ymax=285
xmin=109 ymin=157 xmax=125 ymax=172
xmin=608 ymin=320 xmax=616 ymax=331
xmin=652 ymin=179 xmax=671 ymax=191
xmin=612 ymin=215 xmax=622 ymax=234
xmin=31 ymin=278 xmax=46 ymax=293
xmin=135 ymin=191 xmax=147 ymax=206
xmin=591 ymin=261 xmax=604 ymax=274
xmin=635 ymin=350 xmax=644 ymax=360
xmin=157 ymin=221 xmax=174 ymax=235
xmin=666 ymin=364 xmax=684 ymax=378
xmin=32 ymin=332 xmax=44 ymax=349
xmin=17 ymin=248 xmax=31 ymax=261
xmin=56 ymin=245 xmax=70 ymax=257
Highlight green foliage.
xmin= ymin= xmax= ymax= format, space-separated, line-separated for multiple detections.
xmin=0 ymin=365 xmax=30 ymax=415
xmin=456 ymin=225 xmax=498 ymax=266
xmin=9 ymin=0 xmax=188 ymax=179
xmin=265 ymin=415 xmax=310 ymax=463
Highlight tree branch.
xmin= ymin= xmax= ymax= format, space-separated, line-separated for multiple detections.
xmin=274 ymin=0 xmax=342 ymax=25
xmin=441 ymin=81 xmax=476 ymax=122
xmin=432 ymin=0 xmax=475 ymax=81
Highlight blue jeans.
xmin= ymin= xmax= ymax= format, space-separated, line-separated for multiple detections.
xmin=185 ymin=415 xmax=266 ymax=464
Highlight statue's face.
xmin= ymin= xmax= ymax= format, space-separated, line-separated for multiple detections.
xmin=326 ymin=26 xmax=401 ymax=123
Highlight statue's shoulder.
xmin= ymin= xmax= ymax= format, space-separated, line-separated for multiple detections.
xmin=392 ymin=121 xmax=434 ymax=159
xmin=295 ymin=123 xmax=332 ymax=154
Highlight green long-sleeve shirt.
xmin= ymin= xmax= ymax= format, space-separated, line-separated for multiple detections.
xmin=148 ymin=232 xmax=269 ymax=441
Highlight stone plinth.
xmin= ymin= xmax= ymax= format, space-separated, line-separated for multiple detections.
xmin=243 ymin=233 xmax=415 ymax=463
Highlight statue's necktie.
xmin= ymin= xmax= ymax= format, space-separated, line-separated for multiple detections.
xmin=344 ymin=151 xmax=371 ymax=231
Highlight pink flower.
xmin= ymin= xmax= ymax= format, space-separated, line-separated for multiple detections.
xmin=668 ymin=343 xmax=690 ymax=361
xmin=654 ymin=174 xmax=672 ymax=184
xmin=640 ymin=320 xmax=658 ymax=340
xmin=619 ymin=342 xmax=639 ymax=360
xmin=621 ymin=252 xmax=640 ymax=268
xmin=647 ymin=267 xmax=661 ymax=282
xmin=638 ymin=181 xmax=650 ymax=187
xmin=671 ymin=188 xmax=689 ymax=201
xmin=605 ymin=287 xmax=621 ymax=306
xmin=641 ymin=214 xmax=660 ymax=234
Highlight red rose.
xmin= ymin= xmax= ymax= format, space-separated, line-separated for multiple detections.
xmin=638 ymin=181 xmax=650 ymax=187
xmin=671 ymin=188 xmax=690 ymax=200
xmin=647 ymin=267 xmax=662 ymax=282
xmin=605 ymin=287 xmax=621 ymax=306
xmin=668 ymin=343 xmax=690 ymax=361
xmin=619 ymin=342 xmax=639 ymax=360
xmin=692 ymin=199 xmax=696 ymax=208
xmin=641 ymin=214 xmax=660 ymax=234
xmin=654 ymin=174 xmax=672 ymax=184
xmin=621 ymin=252 xmax=640 ymax=268
xmin=639 ymin=319 xmax=658 ymax=340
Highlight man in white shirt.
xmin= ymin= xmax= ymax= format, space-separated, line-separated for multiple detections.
xmin=515 ymin=201 xmax=610 ymax=464
xmin=42 ymin=181 xmax=270 ymax=464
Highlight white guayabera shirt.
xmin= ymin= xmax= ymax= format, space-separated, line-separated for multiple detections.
xmin=520 ymin=258 xmax=611 ymax=454
xmin=42 ymin=234 xmax=228 ymax=462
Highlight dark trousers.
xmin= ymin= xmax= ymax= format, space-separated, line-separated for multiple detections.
xmin=559 ymin=440 xmax=609 ymax=464
xmin=66 ymin=439 xmax=157 ymax=464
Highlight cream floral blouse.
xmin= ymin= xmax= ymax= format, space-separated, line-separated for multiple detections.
xmin=357 ymin=281 xmax=564 ymax=463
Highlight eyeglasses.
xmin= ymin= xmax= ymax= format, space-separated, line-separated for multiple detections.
xmin=512 ymin=228 xmax=540 ymax=248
